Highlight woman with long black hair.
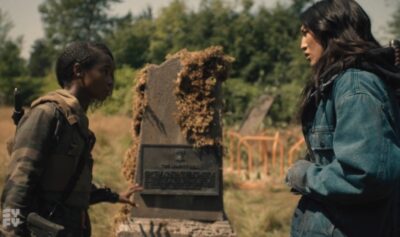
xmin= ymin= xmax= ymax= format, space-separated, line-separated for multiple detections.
xmin=285 ymin=0 xmax=400 ymax=236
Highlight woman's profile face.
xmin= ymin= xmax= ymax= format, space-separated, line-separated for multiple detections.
xmin=82 ymin=53 xmax=115 ymax=101
xmin=300 ymin=25 xmax=324 ymax=66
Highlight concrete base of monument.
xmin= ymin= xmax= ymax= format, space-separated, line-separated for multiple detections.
xmin=115 ymin=217 xmax=236 ymax=237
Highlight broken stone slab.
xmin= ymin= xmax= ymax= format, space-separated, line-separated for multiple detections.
xmin=116 ymin=218 xmax=236 ymax=237
xmin=116 ymin=47 xmax=235 ymax=237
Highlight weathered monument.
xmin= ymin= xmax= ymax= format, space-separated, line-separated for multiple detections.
xmin=115 ymin=47 xmax=236 ymax=237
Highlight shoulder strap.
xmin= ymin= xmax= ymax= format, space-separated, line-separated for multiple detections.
xmin=29 ymin=101 xmax=66 ymax=147
xmin=58 ymin=125 xmax=89 ymax=205
xmin=30 ymin=101 xmax=88 ymax=215
xmin=31 ymin=94 xmax=79 ymax=126
xmin=47 ymin=124 xmax=89 ymax=218
xmin=31 ymin=95 xmax=90 ymax=212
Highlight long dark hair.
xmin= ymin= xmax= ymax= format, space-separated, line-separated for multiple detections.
xmin=299 ymin=0 xmax=381 ymax=119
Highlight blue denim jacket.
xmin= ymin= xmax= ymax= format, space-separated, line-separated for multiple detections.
xmin=286 ymin=69 xmax=400 ymax=237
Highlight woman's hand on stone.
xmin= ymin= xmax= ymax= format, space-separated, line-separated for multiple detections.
xmin=118 ymin=184 xmax=143 ymax=206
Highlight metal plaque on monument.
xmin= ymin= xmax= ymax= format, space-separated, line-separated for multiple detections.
xmin=116 ymin=47 xmax=236 ymax=237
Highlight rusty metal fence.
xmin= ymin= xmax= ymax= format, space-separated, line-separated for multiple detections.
xmin=224 ymin=128 xmax=306 ymax=181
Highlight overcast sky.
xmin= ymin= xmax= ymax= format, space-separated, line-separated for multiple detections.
xmin=1 ymin=0 xmax=396 ymax=59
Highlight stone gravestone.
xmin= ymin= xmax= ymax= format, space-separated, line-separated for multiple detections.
xmin=239 ymin=94 xmax=275 ymax=135
xmin=116 ymin=47 xmax=236 ymax=237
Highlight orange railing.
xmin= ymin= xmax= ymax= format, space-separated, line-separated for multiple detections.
xmin=225 ymin=129 xmax=306 ymax=179
xmin=288 ymin=137 xmax=305 ymax=166
xmin=227 ymin=130 xmax=242 ymax=170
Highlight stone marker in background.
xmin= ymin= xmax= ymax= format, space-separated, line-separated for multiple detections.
xmin=239 ymin=94 xmax=275 ymax=135
xmin=115 ymin=47 xmax=236 ymax=237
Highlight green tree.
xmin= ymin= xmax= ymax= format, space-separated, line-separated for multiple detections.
xmin=148 ymin=0 xmax=189 ymax=63
xmin=100 ymin=66 xmax=136 ymax=115
xmin=107 ymin=8 xmax=154 ymax=68
xmin=0 ymin=37 xmax=44 ymax=105
xmin=38 ymin=0 xmax=124 ymax=51
xmin=28 ymin=39 xmax=54 ymax=77
xmin=0 ymin=9 xmax=32 ymax=105
xmin=97 ymin=0 xmax=312 ymax=124
xmin=0 ymin=39 xmax=25 ymax=79
xmin=190 ymin=0 xmax=236 ymax=50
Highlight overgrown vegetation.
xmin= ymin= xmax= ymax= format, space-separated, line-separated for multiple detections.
xmin=122 ymin=65 xmax=150 ymax=183
xmin=0 ymin=107 xmax=300 ymax=237
xmin=1 ymin=0 xmax=398 ymax=235
xmin=0 ymin=0 xmax=315 ymax=127
xmin=1 ymin=0 xmax=399 ymax=125
xmin=172 ymin=46 xmax=234 ymax=146
xmin=224 ymin=178 xmax=300 ymax=237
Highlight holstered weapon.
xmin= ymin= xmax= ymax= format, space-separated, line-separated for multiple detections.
xmin=27 ymin=213 xmax=65 ymax=237
xmin=12 ymin=88 xmax=24 ymax=126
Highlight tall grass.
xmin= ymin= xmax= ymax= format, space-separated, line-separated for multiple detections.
xmin=224 ymin=180 xmax=299 ymax=237
xmin=87 ymin=111 xmax=132 ymax=237
xmin=0 ymin=107 xmax=15 ymax=186
xmin=0 ymin=106 xmax=299 ymax=237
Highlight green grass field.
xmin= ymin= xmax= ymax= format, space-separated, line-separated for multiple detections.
xmin=0 ymin=106 xmax=299 ymax=237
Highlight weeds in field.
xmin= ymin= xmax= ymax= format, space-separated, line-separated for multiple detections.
xmin=0 ymin=107 xmax=298 ymax=237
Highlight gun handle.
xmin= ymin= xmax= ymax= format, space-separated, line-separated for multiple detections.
xmin=12 ymin=88 xmax=25 ymax=126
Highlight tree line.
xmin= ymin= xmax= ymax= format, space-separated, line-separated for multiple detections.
xmin=0 ymin=0 xmax=399 ymax=126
